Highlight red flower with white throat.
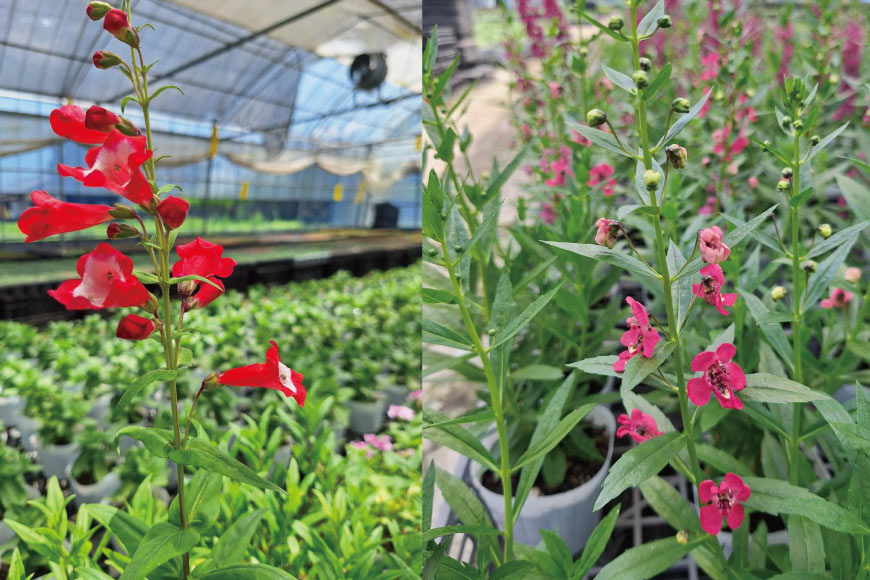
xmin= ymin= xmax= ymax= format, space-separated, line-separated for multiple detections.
xmin=218 ymin=341 xmax=306 ymax=407
xmin=48 ymin=243 xmax=149 ymax=310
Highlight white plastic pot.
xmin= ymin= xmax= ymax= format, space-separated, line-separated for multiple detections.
xmin=87 ymin=394 xmax=113 ymax=423
xmin=17 ymin=416 xmax=41 ymax=451
xmin=469 ymin=405 xmax=616 ymax=554
xmin=347 ymin=396 xmax=387 ymax=434
xmin=66 ymin=464 xmax=121 ymax=505
xmin=381 ymin=384 xmax=409 ymax=408
xmin=31 ymin=436 xmax=79 ymax=480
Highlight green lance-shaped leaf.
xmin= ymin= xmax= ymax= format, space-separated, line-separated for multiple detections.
xmin=639 ymin=476 xmax=700 ymax=531
xmin=114 ymin=426 xmax=175 ymax=458
xmin=595 ymin=432 xmax=686 ymax=510
xmin=488 ymin=281 xmax=565 ymax=350
xmin=802 ymin=234 xmax=860 ymax=312
xmin=594 ymin=535 xmax=706 ymax=580
xmin=620 ymin=342 xmax=676 ymax=395
xmin=196 ymin=509 xmax=267 ymax=575
xmin=423 ymin=409 xmax=499 ymax=473
xmin=88 ymin=504 xmax=150 ymax=556
xmin=544 ymin=242 xmax=657 ymax=279
xmin=168 ymin=438 xmax=285 ymax=494
xmin=196 ymin=564 xmax=299 ymax=580
xmin=119 ymin=522 xmax=199 ymax=580
xmin=656 ymin=88 xmax=713 ymax=148
xmin=740 ymin=374 xmax=830 ymax=404
xmin=512 ymin=403 xmax=595 ymax=471
xmin=112 ymin=369 xmax=177 ymax=421
xmin=564 ymin=119 xmax=637 ymax=159
xmin=574 ymin=505 xmax=620 ymax=578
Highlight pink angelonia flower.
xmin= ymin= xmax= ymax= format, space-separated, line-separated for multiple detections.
xmin=614 ymin=297 xmax=660 ymax=372
xmin=693 ymin=264 xmax=737 ymax=316
xmin=387 ymin=405 xmax=415 ymax=421
xmin=699 ymin=473 xmax=751 ymax=535
xmin=687 ymin=343 xmax=746 ymax=410
xmin=407 ymin=389 xmax=422 ymax=402
xmin=540 ymin=202 xmax=556 ymax=224
xmin=699 ymin=226 xmax=731 ymax=264
xmin=588 ymin=163 xmax=616 ymax=196
xmin=617 ymin=409 xmax=663 ymax=443
xmin=748 ymin=176 xmax=759 ymax=188
xmin=548 ymin=81 xmax=561 ymax=99
xmin=700 ymin=52 xmax=720 ymax=81
xmin=571 ymin=130 xmax=591 ymax=147
xmin=821 ymin=288 xmax=854 ymax=309
xmin=364 ymin=433 xmax=394 ymax=452
xmin=698 ymin=196 xmax=717 ymax=216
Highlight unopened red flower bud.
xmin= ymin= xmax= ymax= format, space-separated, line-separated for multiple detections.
xmin=818 ymin=224 xmax=832 ymax=239
xmin=608 ymin=17 xmax=624 ymax=31
xmin=86 ymin=1 xmax=112 ymax=20
xmin=115 ymin=116 xmax=140 ymax=136
xmin=803 ymin=260 xmax=818 ymax=273
xmin=665 ymin=144 xmax=688 ymax=169
xmin=92 ymin=50 xmax=122 ymax=69
xmin=657 ymin=15 xmax=672 ymax=28
xmin=157 ymin=196 xmax=190 ymax=229
xmin=109 ymin=203 xmax=137 ymax=220
xmin=587 ymin=108 xmax=607 ymax=127
xmin=672 ymin=97 xmax=691 ymax=113
xmin=178 ymin=280 xmax=197 ymax=298
xmin=771 ymin=286 xmax=787 ymax=301
xmin=85 ymin=106 xmax=120 ymax=132
xmin=116 ymin=314 xmax=156 ymax=341
xmin=107 ymin=222 xmax=139 ymax=239
xmin=633 ymin=70 xmax=649 ymax=89
xmin=103 ymin=8 xmax=139 ymax=48
xmin=143 ymin=292 xmax=160 ymax=313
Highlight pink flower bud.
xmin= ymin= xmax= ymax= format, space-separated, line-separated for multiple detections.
xmin=699 ymin=226 xmax=731 ymax=264
xmin=594 ymin=218 xmax=620 ymax=249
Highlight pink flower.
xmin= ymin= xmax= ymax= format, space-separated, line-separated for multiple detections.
xmin=588 ymin=163 xmax=616 ymax=196
xmin=693 ymin=264 xmax=737 ymax=316
xmin=821 ymin=288 xmax=854 ymax=309
xmin=364 ymin=433 xmax=393 ymax=452
xmin=349 ymin=440 xmax=374 ymax=458
xmin=699 ymin=473 xmax=751 ymax=535
xmin=594 ymin=218 xmax=620 ymax=249
xmin=540 ymin=202 xmax=556 ymax=224
xmin=687 ymin=343 xmax=746 ymax=410
xmin=616 ymin=409 xmax=663 ymax=443
xmin=614 ymin=297 xmax=660 ymax=372
xmin=388 ymin=405 xmax=415 ymax=421
xmin=845 ymin=268 xmax=861 ymax=283
xmin=407 ymin=389 xmax=422 ymax=402
xmin=548 ymin=81 xmax=561 ymax=99
xmin=698 ymin=196 xmax=717 ymax=216
xmin=700 ymin=52 xmax=720 ymax=81
xmin=748 ymin=176 xmax=759 ymax=188
xmin=699 ymin=226 xmax=730 ymax=264
xmin=571 ymin=130 xmax=591 ymax=147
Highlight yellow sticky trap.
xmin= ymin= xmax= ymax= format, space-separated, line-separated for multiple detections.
xmin=239 ymin=181 xmax=249 ymax=201
xmin=333 ymin=183 xmax=344 ymax=202
xmin=208 ymin=124 xmax=219 ymax=159
xmin=415 ymin=135 xmax=422 ymax=152
xmin=355 ymin=181 xmax=365 ymax=204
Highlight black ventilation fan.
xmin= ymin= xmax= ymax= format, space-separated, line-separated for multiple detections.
xmin=350 ymin=53 xmax=388 ymax=91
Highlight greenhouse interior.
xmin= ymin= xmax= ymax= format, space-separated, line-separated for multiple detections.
xmin=0 ymin=0 xmax=422 ymax=578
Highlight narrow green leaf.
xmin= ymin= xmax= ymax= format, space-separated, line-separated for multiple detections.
xmin=740 ymin=374 xmax=829 ymax=403
xmin=637 ymin=0 xmax=664 ymax=36
xmin=169 ymin=439 xmax=285 ymax=494
xmin=789 ymin=187 xmax=814 ymax=208
xmin=595 ymin=432 xmax=686 ymax=510
xmin=88 ymin=504 xmax=150 ymax=555
xmin=567 ymin=355 xmax=620 ymax=378
xmin=119 ymin=522 xmax=199 ymax=580
xmin=808 ymin=221 xmax=870 ymax=258
xmin=490 ymin=561 xmax=534 ymax=580
xmin=836 ymin=174 xmax=870 ymax=221
xmin=422 ymin=409 xmax=499 ymax=473
xmin=422 ymin=525 xmax=503 ymax=543
xmin=513 ymin=404 xmax=595 ymax=471
xmin=564 ymin=120 xmax=636 ymax=159
xmin=545 ymin=242 xmax=656 ymax=279
xmin=620 ymin=342 xmax=675 ymax=394
xmin=595 ymin=535 xmax=705 ymax=580
xmin=574 ymin=506 xmax=621 ymax=578
xmin=197 ymin=564 xmax=298 ymax=580
xmin=803 ymin=236 xmax=859 ymax=312
xmin=510 ymin=364 xmax=563 ymax=381
xmin=113 ymin=369 xmax=177 ymax=420
xmin=639 ymin=476 xmax=699 ymax=531
xmin=602 ymin=63 xmax=636 ymax=93
xmin=196 ymin=509 xmax=266 ymax=575
xmin=489 ymin=282 xmax=565 ymax=350
xmin=114 ymin=426 xmax=174 ymax=458
xmin=422 ymin=319 xmax=472 ymax=351
xmin=132 ymin=270 xmax=160 ymax=284
xmin=787 ymin=515 xmax=825 ymax=573
xmin=808 ymin=122 xmax=849 ymax=161
xmin=657 ymin=89 xmax=713 ymax=148
xmin=168 ymin=274 xmax=223 ymax=290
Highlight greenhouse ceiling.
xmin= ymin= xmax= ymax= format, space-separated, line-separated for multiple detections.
xmin=0 ymin=0 xmax=422 ymax=151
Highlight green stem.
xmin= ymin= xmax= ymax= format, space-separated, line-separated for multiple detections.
xmin=789 ymin=130 xmax=803 ymax=486
xmin=440 ymin=238 xmax=514 ymax=562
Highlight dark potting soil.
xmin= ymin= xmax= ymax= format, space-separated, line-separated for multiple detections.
xmin=480 ymin=422 xmax=608 ymax=496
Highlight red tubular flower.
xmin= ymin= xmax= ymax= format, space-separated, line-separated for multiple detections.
xmin=218 ymin=341 xmax=306 ymax=406
xmin=687 ymin=343 xmax=746 ymax=409
xmin=616 ymin=409 xmax=663 ymax=443
xmin=693 ymin=264 xmax=737 ymax=316
xmin=50 ymin=105 xmax=111 ymax=145
xmin=103 ymin=8 xmax=139 ymax=48
xmin=157 ymin=196 xmax=190 ymax=229
xmin=48 ymin=243 xmax=149 ymax=310
xmin=85 ymin=106 xmax=120 ymax=133
xmin=699 ymin=473 xmax=751 ymax=535
xmin=186 ymin=277 xmax=224 ymax=310
xmin=57 ymin=130 xmax=153 ymax=205
xmin=116 ymin=314 xmax=156 ymax=340
xmin=18 ymin=191 xmax=113 ymax=243
xmin=614 ymin=297 xmax=660 ymax=372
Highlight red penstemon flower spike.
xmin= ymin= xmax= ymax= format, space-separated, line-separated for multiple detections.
xmin=17 ymin=190 xmax=113 ymax=243
xmin=217 ymin=341 xmax=306 ymax=407
xmin=698 ymin=473 xmax=751 ymax=535
xmin=48 ymin=243 xmax=149 ymax=310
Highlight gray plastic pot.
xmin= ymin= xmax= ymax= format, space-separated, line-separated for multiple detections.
xmin=0 ymin=394 xmax=24 ymax=426
xmin=0 ymin=521 xmax=14 ymax=544
xmin=469 ymin=405 xmax=615 ymax=554
xmin=347 ymin=396 xmax=387 ymax=434
xmin=66 ymin=464 xmax=121 ymax=504
xmin=87 ymin=394 xmax=113 ymax=423
xmin=381 ymin=384 xmax=410 ymax=408
xmin=31 ymin=436 xmax=78 ymax=480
